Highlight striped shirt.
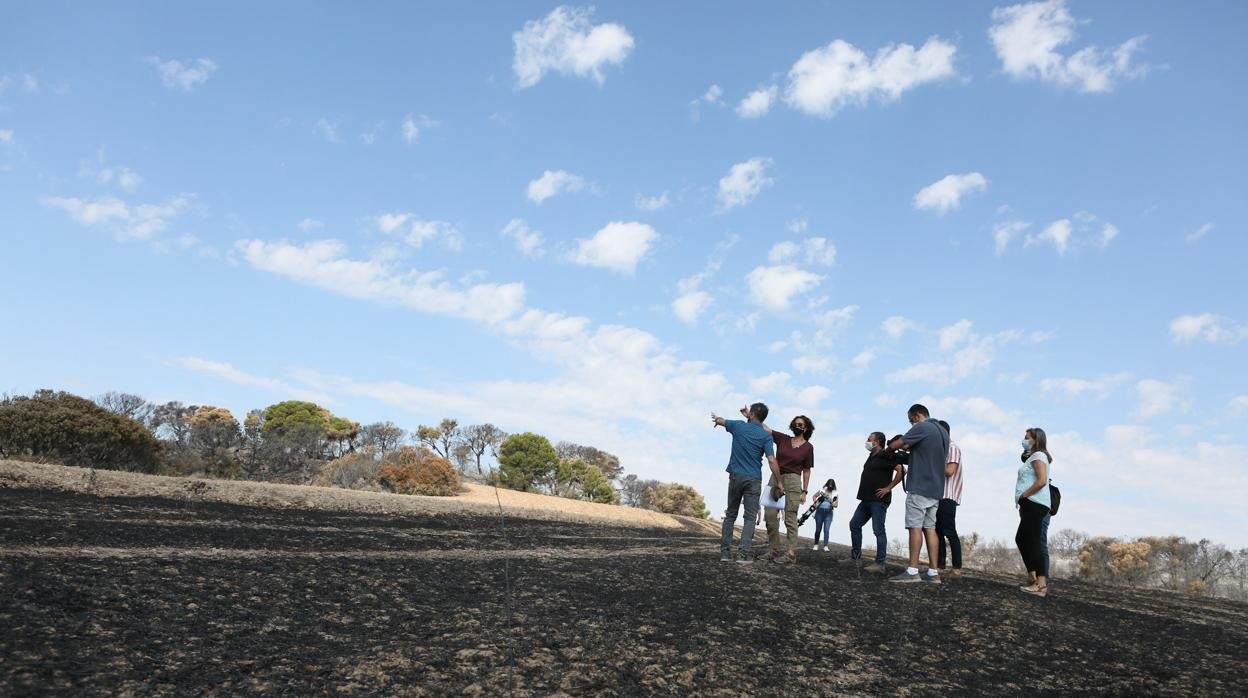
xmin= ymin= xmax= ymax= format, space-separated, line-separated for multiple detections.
xmin=943 ymin=440 xmax=963 ymax=504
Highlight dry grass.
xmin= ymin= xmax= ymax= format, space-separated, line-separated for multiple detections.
xmin=0 ymin=460 xmax=716 ymax=533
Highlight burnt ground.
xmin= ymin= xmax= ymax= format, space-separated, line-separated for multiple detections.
xmin=1 ymin=488 xmax=1246 ymax=696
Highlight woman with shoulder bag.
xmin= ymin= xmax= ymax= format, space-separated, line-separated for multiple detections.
xmin=1014 ymin=427 xmax=1053 ymax=597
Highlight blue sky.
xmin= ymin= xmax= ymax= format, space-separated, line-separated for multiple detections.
xmin=3 ymin=1 xmax=1246 ymax=545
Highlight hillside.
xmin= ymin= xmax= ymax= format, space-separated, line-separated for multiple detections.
xmin=2 ymin=461 xmax=1246 ymax=695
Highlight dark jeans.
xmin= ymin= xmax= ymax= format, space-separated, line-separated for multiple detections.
xmin=720 ymin=473 xmax=761 ymax=555
xmin=1040 ymin=511 xmax=1051 ymax=578
xmin=1015 ymin=498 xmax=1051 ymax=576
xmin=849 ymin=500 xmax=888 ymax=564
xmin=936 ymin=498 xmax=962 ymax=569
xmin=813 ymin=507 xmax=833 ymax=545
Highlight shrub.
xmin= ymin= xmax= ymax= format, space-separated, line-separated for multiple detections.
xmin=377 ymin=446 xmax=459 ymax=496
xmin=643 ymin=482 xmax=710 ymax=519
xmin=0 ymin=390 xmax=163 ymax=473
xmin=554 ymin=458 xmax=618 ymax=504
xmin=317 ymin=452 xmax=380 ymax=489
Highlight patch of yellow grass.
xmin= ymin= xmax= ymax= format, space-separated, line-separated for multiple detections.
xmin=0 ymin=460 xmax=715 ymax=533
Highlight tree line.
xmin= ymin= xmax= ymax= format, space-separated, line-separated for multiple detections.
xmin=0 ymin=389 xmax=709 ymax=518
xmin=926 ymin=528 xmax=1248 ymax=602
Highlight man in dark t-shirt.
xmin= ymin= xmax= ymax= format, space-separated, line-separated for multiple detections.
xmin=848 ymin=431 xmax=905 ymax=570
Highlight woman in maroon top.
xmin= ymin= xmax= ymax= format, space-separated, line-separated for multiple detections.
xmin=761 ymin=415 xmax=815 ymax=563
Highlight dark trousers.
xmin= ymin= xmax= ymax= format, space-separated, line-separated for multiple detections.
xmin=720 ymin=473 xmax=761 ymax=555
xmin=849 ymin=500 xmax=888 ymax=564
xmin=936 ymin=498 xmax=962 ymax=569
xmin=1015 ymin=498 xmax=1051 ymax=576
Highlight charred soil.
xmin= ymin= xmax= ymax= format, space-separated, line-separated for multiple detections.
xmin=2 ymin=487 xmax=1246 ymax=696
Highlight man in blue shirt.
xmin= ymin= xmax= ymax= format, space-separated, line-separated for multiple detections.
xmin=712 ymin=402 xmax=779 ymax=562
xmin=886 ymin=403 xmax=950 ymax=584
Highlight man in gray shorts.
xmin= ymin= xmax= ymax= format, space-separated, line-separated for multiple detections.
xmin=886 ymin=403 xmax=949 ymax=584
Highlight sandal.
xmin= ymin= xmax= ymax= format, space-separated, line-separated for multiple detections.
xmin=1020 ymin=585 xmax=1048 ymax=597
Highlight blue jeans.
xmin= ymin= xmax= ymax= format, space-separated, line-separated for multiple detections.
xmin=720 ymin=473 xmax=761 ymax=556
xmin=849 ymin=500 xmax=888 ymax=564
xmin=813 ymin=507 xmax=833 ymax=545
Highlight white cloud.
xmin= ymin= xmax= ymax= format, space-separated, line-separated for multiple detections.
xmin=1004 ymin=213 xmax=1118 ymax=255
xmin=1134 ymin=378 xmax=1187 ymax=419
xmin=635 ymin=191 xmax=669 ymax=211
xmin=768 ymin=241 xmax=800 ymax=264
xmin=297 ymin=218 xmax=324 ymax=232
xmin=887 ymin=325 xmax=1022 ymax=386
xmin=1231 ymin=395 xmax=1248 ymax=414
xmin=672 ymin=235 xmax=736 ymax=326
xmin=938 ymin=319 xmax=973 ymax=351
xmin=736 ymin=85 xmax=778 ymax=119
xmin=717 ymin=157 xmax=773 ymax=211
xmin=501 ymin=218 xmax=545 ymax=257
xmin=784 ymin=36 xmax=957 ymax=118
xmin=1026 ymin=218 xmax=1072 ymax=254
xmin=236 ymin=239 xmax=525 ymax=325
xmin=513 ymin=6 xmax=634 ymax=89
xmin=0 ymin=129 xmax=13 ymax=145
xmin=569 ymin=221 xmax=657 ymax=275
xmin=359 ymin=123 xmax=383 ymax=145
xmin=22 ymin=74 xmax=38 ymax=92
xmin=527 ymin=169 xmax=587 ymax=204
xmin=882 ymin=315 xmax=916 ymax=340
xmin=913 ymin=172 xmax=988 ymax=214
xmin=988 ymin=0 xmax=1148 ymax=93
xmin=315 ymin=119 xmax=341 ymax=144
xmin=745 ymin=265 xmax=823 ymax=312
xmin=42 ymin=194 xmax=190 ymax=242
xmin=401 ymin=114 xmax=437 ymax=145
xmin=149 ymin=57 xmax=218 ymax=91
xmin=116 ymin=168 xmax=142 ymax=192
xmin=690 ymin=84 xmax=724 ymax=121
xmin=993 ymin=220 xmax=1029 ymax=255
xmin=176 ymin=357 xmax=334 ymax=404
xmin=1184 ymin=222 xmax=1214 ymax=244
xmin=1169 ymin=313 xmax=1248 ymax=345
xmin=813 ymin=304 xmax=858 ymax=332
xmin=375 ymin=213 xmax=464 ymax=251
xmin=803 ymin=237 xmax=836 ymax=266
xmin=786 ymin=218 xmax=808 ymax=233
xmin=672 ymin=290 xmax=713 ymax=326
xmin=766 ymin=340 xmax=788 ymax=353
xmin=851 ymin=349 xmax=876 ymax=369
xmin=1099 ymin=223 xmax=1119 ymax=248
xmin=1039 ymin=372 xmax=1131 ymax=399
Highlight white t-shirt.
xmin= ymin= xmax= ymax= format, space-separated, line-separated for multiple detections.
xmin=817 ymin=487 xmax=838 ymax=509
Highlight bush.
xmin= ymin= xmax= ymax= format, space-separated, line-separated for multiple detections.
xmin=0 ymin=390 xmax=163 ymax=473
xmin=644 ymin=482 xmax=710 ymax=519
xmin=554 ymin=458 xmax=618 ymax=504
xmin=317 ymin=452 xmax=380 ymax=489
xmin=377 ymin=446 xmax=459 ymax=496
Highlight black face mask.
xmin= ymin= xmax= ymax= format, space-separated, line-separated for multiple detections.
xmin=793 ymin=427 xmax=806 ymax=437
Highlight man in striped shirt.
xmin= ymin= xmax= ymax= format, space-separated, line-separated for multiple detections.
xmin=935 ymin=420 xmax=964 ymax=576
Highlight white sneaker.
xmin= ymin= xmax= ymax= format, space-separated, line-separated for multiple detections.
xmin=812 ymin=544 xmax=820 ymax=551
xmin=823 ymin=545 xmax=831 ymax=552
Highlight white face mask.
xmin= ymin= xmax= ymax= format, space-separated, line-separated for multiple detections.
xmin=864 ymin=442 xmax=873 ymax=451
xmin=1021 ymin=439 xmax=1032 ymax=451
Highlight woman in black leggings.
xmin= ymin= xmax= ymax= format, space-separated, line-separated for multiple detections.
xmin=1014 ymin=427 xmax=1052 ymax=597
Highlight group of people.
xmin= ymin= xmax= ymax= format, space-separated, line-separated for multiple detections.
xmin=712 ymin=402 xmax=1054 ymax=596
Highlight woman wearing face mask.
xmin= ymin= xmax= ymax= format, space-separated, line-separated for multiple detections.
xmin=756 ymin=414 xmax=816 ymax=564
xmin=1015 ymin=427 xmax=1053 ymax=596
xmin=810 ymin=478 xmax=838 ymax=552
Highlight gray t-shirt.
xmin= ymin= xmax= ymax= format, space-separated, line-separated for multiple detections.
xmin=901 ymin=419 xmax=949 ymax=500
